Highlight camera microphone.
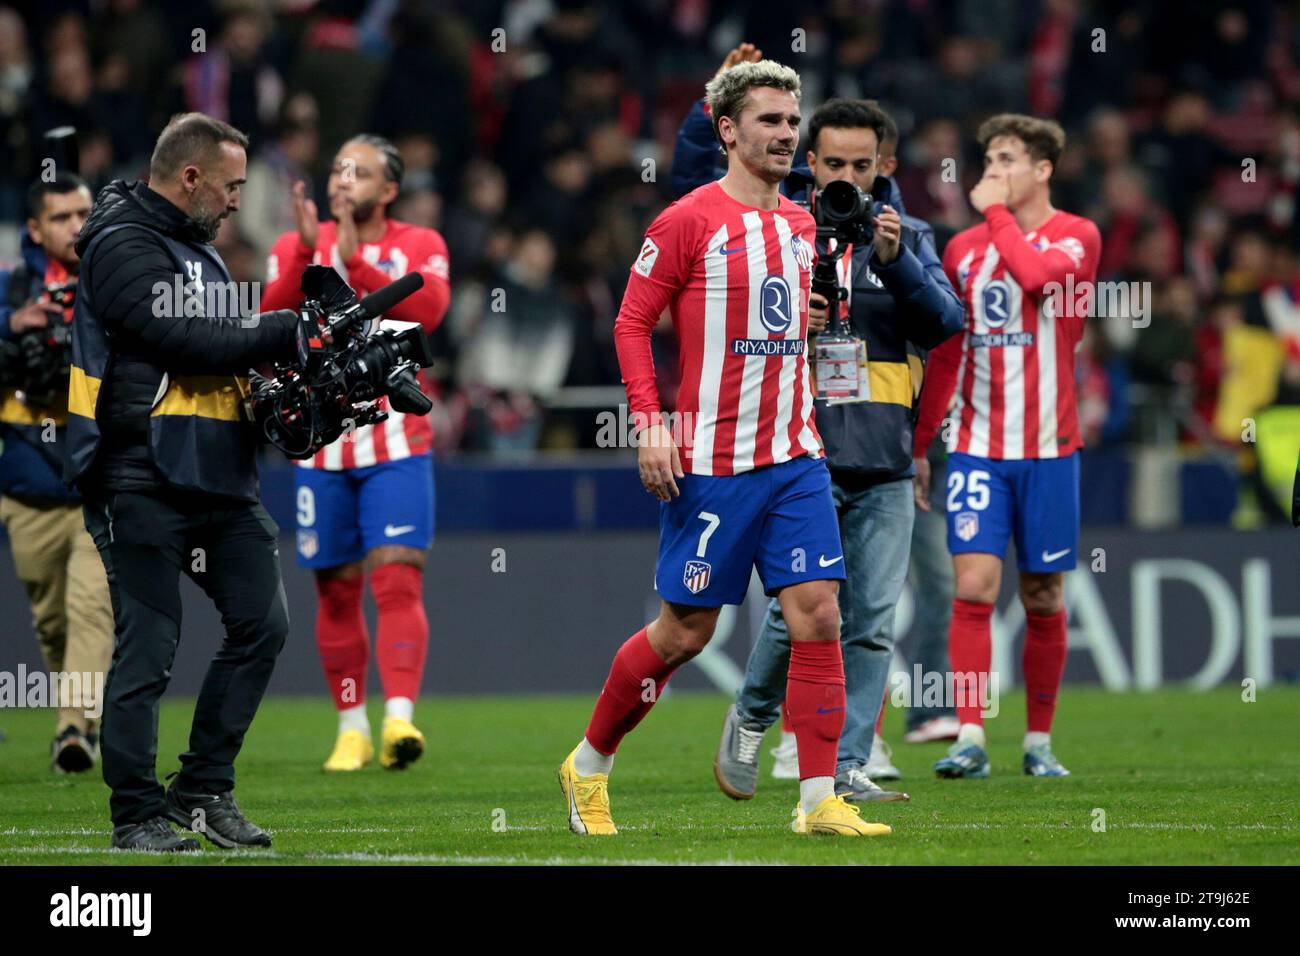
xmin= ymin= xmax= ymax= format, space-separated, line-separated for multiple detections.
xmin=328 ymin=272 xmax=425 ymax=335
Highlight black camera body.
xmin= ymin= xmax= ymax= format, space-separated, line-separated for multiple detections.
xmin=244 ymin=265 xmax=433 ymax=459
xmin=0 ymin=336 xmax=21 ymax=386
xmin=804 ymin=176 xmax=891 ymax=332
xmin=0 ymin=284 xmax=76 ymax=406
xmin=813 ymin=179 xmax=884 ymax=247
xmin=15 ymin=319 xmax=72 ymax=408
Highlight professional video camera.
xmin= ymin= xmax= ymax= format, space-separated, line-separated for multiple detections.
xmin=244 ymin=265 xmax=434 ymax=459
xmin=0 ymin=284 xmax=77 ymax=406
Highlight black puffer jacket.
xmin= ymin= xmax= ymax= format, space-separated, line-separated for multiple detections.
xmin=72 ymin=181 xmax=298 ymax=493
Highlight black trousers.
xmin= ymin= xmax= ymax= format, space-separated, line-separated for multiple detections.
xmin=82 ymin=488 xmax=289 ymax=826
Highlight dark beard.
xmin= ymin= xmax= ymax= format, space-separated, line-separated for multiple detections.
xmin=191 ymin=208 xmax=222 ymax=243
xmin=348 ymin=197 xmax=377 ymax=222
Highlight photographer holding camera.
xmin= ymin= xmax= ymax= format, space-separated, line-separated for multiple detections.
xmin=676 ymin=48 xmax=965 ymax=804
xmin=0 ymin=172 xmax=114 ymax=773
xmin=67 ymin=112 xmax=302 ymax=851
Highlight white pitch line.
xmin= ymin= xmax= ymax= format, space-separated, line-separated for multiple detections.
xmin=0 ymin=846 xmax=772 ymax=866
xmin=2 ymin=821 xmax=1294 ymax=840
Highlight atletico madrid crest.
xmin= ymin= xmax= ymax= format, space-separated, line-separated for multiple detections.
xmin=790 ymin=235 xmax=813 ymax=271
xmin=955 ymin=511 xmax=979 ymax=542
xmin=297 ymin=529 xmax=319 ymax=559
xmin=683 ymin=560 xmax=711 ymax=594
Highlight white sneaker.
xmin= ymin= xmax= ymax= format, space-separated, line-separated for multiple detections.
xmin=864 ymin=734 xmax=901 ymax=780
xmin=903 ymin=715 xmax=961 ymax=744
xmin=770 ymin=732 xmax=799 ymax=780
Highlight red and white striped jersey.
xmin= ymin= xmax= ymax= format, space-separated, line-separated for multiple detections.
xmin=914 ymin=205 xmax=1102 ymax=460
xmin=263 ymin=218 xmax=451 ymax=470
xmin=614 ymin=181 xmax=822 ymax=476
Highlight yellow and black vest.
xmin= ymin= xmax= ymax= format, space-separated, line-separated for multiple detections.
xmin=66 ymin=225 xmax=258 ymax=501
xmin=0 ymin=257 xmax=76 ymax=501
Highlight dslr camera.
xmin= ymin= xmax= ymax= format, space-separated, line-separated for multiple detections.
xmin=805 ymin=176 xmax=890 ymax=328
xmin=244 ymin=265 xmax=434 ymax=459
xmin=0 ymin=283 xmax=77 ymax=406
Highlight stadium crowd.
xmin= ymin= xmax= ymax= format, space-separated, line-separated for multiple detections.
xmin=1 ymin=0 xmax=1298 ymax=516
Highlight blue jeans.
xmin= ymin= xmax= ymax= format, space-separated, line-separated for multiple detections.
xmin=734 ymin=476 xmax=914 ymax=772
xmin=904 ymin=465 xmax=957 ymax=729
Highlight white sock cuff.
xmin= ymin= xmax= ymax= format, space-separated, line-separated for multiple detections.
xmin=338 ymin=704 xmax=369 ymax=734
xmin=957 ymin=722 xmax=987 ymax=748
xmin=573 ymin=738 xmax=615 ymax=776
xmin=385 ymin=697 xmax=415 ymax=722
xmin=799 ymin=776 xmax=834 ymax=815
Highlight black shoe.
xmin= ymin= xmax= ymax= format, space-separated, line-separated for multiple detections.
xmin=164 ymin=783 xmax=272 ymax=848
xmin=52 ymin=726 xmax=95 ymax=774
xmin=110 ymin=817 xmax=201 ymax=852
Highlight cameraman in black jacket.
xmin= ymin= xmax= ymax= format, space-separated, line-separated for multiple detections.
xmin=67 ymin=112 xmax=300 ymax=851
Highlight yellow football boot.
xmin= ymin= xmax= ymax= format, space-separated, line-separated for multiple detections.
xmin=379 ymin=716 xmax=425 ymax=769
xmin=557 ymin=747 xmax=617 ymax=835
xmin=799 ymin=794 xmax=893 ymax=836
xmin=322 ymin=728 xmax=373 ymax=772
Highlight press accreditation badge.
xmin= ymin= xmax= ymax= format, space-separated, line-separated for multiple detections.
xmin=814 ymin=332 xmax=861 ymax=400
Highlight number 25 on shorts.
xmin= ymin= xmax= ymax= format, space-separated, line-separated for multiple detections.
xmin=947 ymin=470 xmax=990 ymax=512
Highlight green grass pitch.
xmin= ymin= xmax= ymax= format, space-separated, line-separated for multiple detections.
xmin=2 ymin=686 xmax=1297 ymax=865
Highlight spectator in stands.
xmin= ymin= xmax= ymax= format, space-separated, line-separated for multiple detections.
xmin=457 ymin=229 xmax=575 ymax=453
xmin=239 ymin=95 xmax=319 ymax=259
xmin=181 ymin=1 xmax=283 ymax=148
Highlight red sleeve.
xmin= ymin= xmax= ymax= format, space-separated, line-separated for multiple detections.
xmin=261 ymin=231 xmax=314 ymax=311
xmin=613 ymin=202 xmax=695 ymax=419
xmin=913 ymin=332 xmax=963 ymax=457
xmin=913 ymin=240 xmax=966 ymax=456
xmin=983 ymin=205 xmax=1102 ymax=294
xmin=344 ymin=230 xmax=451 ymax=334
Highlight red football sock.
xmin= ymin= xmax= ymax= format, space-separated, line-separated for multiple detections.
xmin=785 ymin=639 xmax=845 ymax=780
xmin=780 ymin=705 xmax=793 ymax=733
xmin=949 ymin=598 xmax=994 ymax=727
xmin=315 ymin=575 xmax=369 ymax=711
xmin=370 ymin=563 xmax=428 ymax=703
xmin=1024 ymin=608 xmax=1068 ymax=733
xmin=584 ymin=628 xmax=676 ymax=755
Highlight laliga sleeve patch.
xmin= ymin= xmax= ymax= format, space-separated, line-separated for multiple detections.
xmin=421 ymin=253 xmax=450 ymax=280
xmin=634 ymin=238 xmax=660 ymax=277
xmin=1052 ymin=236 xmax=1085 ymax=268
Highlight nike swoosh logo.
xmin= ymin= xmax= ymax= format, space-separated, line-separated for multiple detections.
xmin=719 ymin=244 xmax=745 ymax=255
xmin=818 ymin=555 xmax=844 ymax=567
xmin=1041 ymin=548 xmax=1071 ymax=563
xmin=385 ymin=524 xmax=417 ymax=537
xmin=816 ymin=706 xmax=845 ymax=714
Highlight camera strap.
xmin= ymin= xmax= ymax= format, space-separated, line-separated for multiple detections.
xmin=812 ymin=238 xmax=868 ymax=403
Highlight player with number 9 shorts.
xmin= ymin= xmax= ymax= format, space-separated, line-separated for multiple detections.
xmin=261 ymin=134 xmax=450 ymax=773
